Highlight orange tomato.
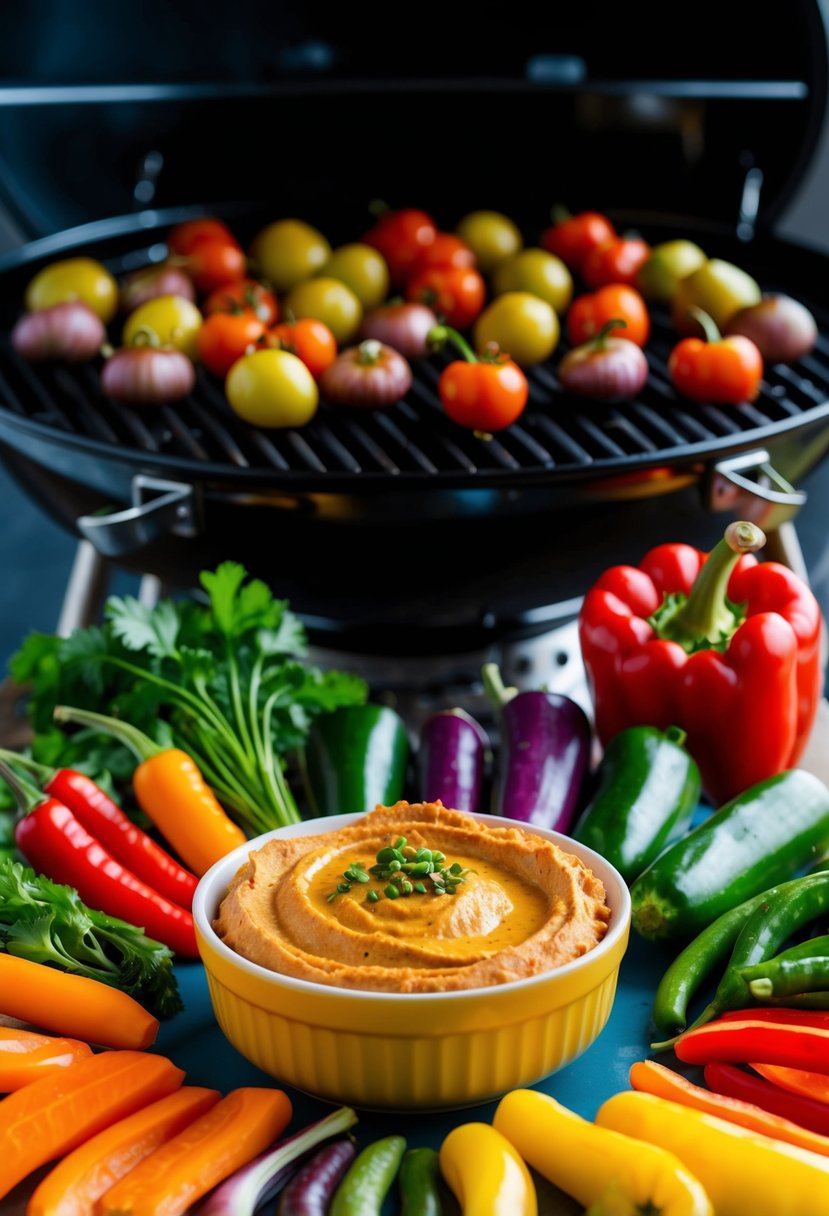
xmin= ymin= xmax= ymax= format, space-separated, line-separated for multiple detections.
xmin=567 ymin=284 xmax=651 ymax=348
xmin=541 ymin=211 xmax=616 ymax=273
xmin=267 ymin=317 xmax=338 ymax=379
xmin=203 ymin=279 xmax=279 ymax=326
xmin=197 ymin=312 xmax=266 ymax=377
xmin=406 ymin=265 xmax=487 ymax=330
xmin=581 ymin=237 xmax=651 ymax=290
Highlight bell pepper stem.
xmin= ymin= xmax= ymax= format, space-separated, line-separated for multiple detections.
xmin=53 ymin=706 xmax=162 ymax=765
xmin=481 ymin=662 xmax=519 ymax=708
xmin=0 ymin=759 xmax=45 ymax=814
xmin=652 ymin=521 xmax=766 ymax=649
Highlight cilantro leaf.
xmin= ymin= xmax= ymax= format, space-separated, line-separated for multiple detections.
xmin=107 ymin=596 xmax=182 ymax=661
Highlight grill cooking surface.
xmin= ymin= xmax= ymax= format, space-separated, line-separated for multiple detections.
xmin=1 ymin=222 xmax=828 ymax=491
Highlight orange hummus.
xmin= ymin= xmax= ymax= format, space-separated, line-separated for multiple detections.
xmin=213 ymin=801 xmax=611 ymax=993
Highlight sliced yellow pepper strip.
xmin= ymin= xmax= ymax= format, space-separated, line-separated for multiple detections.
xmin=439 ymin=1121 xmax=537 ymax=1216
xmin=596 ymin=1089 xmax=829 ymax=1216
xmin=492 ymin=1089 xmax=712 ymax=1216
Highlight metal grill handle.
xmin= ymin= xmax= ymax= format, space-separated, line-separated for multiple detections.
xmin=76 ymin=475 xmax=197 ymax=558
xmin=706 ymin=449 xmax=807 ymax=530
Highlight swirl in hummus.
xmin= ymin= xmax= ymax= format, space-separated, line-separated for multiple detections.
xmin=213 ymin=801 xmax=611 ymax=993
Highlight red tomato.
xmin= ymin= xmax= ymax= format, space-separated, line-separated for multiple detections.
xmin=363 ymin=208 xmax=437 ymax=286
xmin=542 ymin=211 xmax=616 ymax=273
xmin=668 ymin=332 xmax=763 ymax=404
xmin=438 ymin=357 xmax=528 ymax=433
xmin=406 ymin=266 xmax=487 ymax=330
xmin=167 ymin=218 xmax=237 ymax=256
xmin=197 ymin=312 xmax=266 ymax=377
xmin=414 ymin=233 xmax=476 ymax=274
xmin=184 ymin=238 xmax=247 ymax=295
xmin=267 ymin=317 xmax=338 ymax=380
xmin=581 ymin=237 xmax=651 ymax=290
xmin=567 ymin=284 xmax=651 ymax=348
xmin=204 ymin=279 xmax=279 ymax=326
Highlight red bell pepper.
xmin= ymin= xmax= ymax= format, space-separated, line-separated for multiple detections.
xmin=675 ymin=1009 xmax=829 ymax=1072
xmin=578 ymin=519 xmax=823 ymax=804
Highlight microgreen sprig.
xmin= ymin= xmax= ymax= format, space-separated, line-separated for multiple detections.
xmin=327 ymin=836 xmax=472 ymax=903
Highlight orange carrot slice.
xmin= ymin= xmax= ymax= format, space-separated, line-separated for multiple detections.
xmin=0 ymin=955 xmax=159 ymax=1049
xmin=0 ymin=1050 xmax=183 ymax=1200
xmin=98 ymin=1087 xmax=293 ymax=1216
xmin=0 ymin=1026 xmax=92 ymax=1091
xmin=630 ymin=1058 xmax=829 ymax=1158
xmin=27 ymin=1086 xmax=219 ymax=1216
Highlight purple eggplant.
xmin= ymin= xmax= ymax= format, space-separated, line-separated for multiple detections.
xmin=482 ymin=662 xmax=591 ymax=834
xmin=278 ymin=1138 xmax=357 ymax=1216
xmin=418 ymin=707 xmax=489 ymax=813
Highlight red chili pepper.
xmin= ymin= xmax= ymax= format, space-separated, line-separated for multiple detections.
xmin=578 ymin=519 xmax=824 ymax=805
xmin=0 ymin=749 xmax=197 ymax=910
xmin=675 ymin=1009 xmax=829 ymax=1072
xmin=704 ymin=1062 xmax=829 ymax=1137
xmin=1 ymin=763 xmax=198 ymax=957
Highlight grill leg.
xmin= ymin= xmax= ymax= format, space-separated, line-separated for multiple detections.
xmin=57 ymin=541 xmax=110 ymax=636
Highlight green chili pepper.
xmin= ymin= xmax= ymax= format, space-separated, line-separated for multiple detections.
xmin=572 ymin=725 xmax=701 ymax=883
xmin=330 ymin=1135 xmax=407 ymax=1216
xmin=741 ymin=949 xmax=829 ymax=1001
xmin=399 ymin=1146 xmax=442 ymax=1216
xmin=302 ymin=704 xmax=410 ymax=816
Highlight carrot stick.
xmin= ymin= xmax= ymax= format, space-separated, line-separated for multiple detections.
xmin=0 ymin=1026 xmax=92 ymax=1091
xmin=630 ymin=1058 xmax=829 ymax=1158
xmin=98 ymin=1087 xmax=293 ymax=1216
xmin=27 ymin=1086 xmax=220 ymax=1216
xmin=0 ymin=1050 xmax=184 ymax=1200
xmin=0 ymin=955 xmax=159 ymax=1049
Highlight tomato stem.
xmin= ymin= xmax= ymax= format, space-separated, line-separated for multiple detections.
xmin=357 ymin=339 xmax=383 ymax=366
xmin=427 ymin=325 xmax=478 ymax=364
xmin=128 ymin=326 xmax=162 ymax=350
xmin=590 ymin=318 xmax=627 ymax=350
xmin=687 ymin=306 xmax=722 ymax=345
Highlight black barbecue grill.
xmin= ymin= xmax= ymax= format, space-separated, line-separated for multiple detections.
xmin=0 ymin=4 xmax=828 ymax=659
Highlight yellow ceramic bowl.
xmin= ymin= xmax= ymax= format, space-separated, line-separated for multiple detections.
xmin=193 ymin=813 xmax=631 ymax=1111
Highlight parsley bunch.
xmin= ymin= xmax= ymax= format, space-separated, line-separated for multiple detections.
xmin=10 ymin=563 xmax=367 ymax=833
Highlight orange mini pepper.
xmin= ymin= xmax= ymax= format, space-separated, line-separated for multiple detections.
xmin=668 ymin=306 xmax=763 ymax=404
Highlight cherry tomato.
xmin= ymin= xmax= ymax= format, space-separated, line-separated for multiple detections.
xmin=672 ymin=258 xmax=762 ymax=335
xmin=122 ymin=295 xmax=203 ymax=360
xmin=197 ymin=312 xmax=266 ymax=377
xmin=567 ymin=284 xmax=651 ymax=349
xmin=581 ymin=236 xmax=651 ymax=290
xmin=25 ymin=257 xmax=119 ymax=323
xmin=321 ymin=243 xmax=390 ymax=311
xmin=668 ymin=311 xmax=763 ymax=405
xmin=414 ymin=233 xmax=476 ymax=273
xmin=167 ymin=217 xmax=236 ymax=256
xmin=250 ymin=219 xmax=332 ymax=293
xmin=454 ymin=211 xmax=522 ymax=274
xmin=406 ymin=265 xmax=486 ymax=330
xmin=225 ymin=348 xmax=319 ymax=428
xmin=283 ymin=277 xmax=363 ymax=345
xmin=184 ymin=238 xmax=247 ymax=295
xmin=362 ymin=207 xmax=437 ymax=287
xmin=204 ymin=279 xmax=279 ymax=326
xmin=439 ymin=356 xmax=528 ymax=432
xmin=267 ymin=317 xmax=338 ymax=379
xmin=491 ymin=248 xmax=573 ymax=315
xmin=541 ymin=210 xmax=616 ymax=273
xmin=473 ymin=292 xmax=559 ymax=367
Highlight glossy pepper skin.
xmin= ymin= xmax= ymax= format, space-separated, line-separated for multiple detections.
xmin=303 ymin=704 xmax=409 ymax=817
xmin=578 ymin=520 xmax=823 ymax=805
xmin=439 ymin=1122 xmax=537 ymax=1216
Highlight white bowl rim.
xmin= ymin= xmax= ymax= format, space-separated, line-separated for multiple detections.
xmin=193 ymin=810 xmax=632 ymax=1004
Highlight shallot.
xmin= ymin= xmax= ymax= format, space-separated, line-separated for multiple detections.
xmin=558 ymin=319 xmax=649 ymax=403
xmin=100 ymin=345 xmax=195 ymax=405
xmin=319 ymin=339 xmax=412 ymax=408
xmin=358 ymin=301 xmax=438 ymax=359
xmin=11 ymin=301 xmax=105 ymax=363
xmin=121 ymin=263 xmax=196 ymax=312
xmin=724 ymin=294 xmax=818 ymax=365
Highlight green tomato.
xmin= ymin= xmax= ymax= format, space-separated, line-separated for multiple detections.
xmin=637 ymin=240 xmax=707 ymax=304
xmin=250 ymin=218 xmax=331 ymax=293
xmin=25 ymin=257 xmax=119 ymax=323
xmin=491 ymin=248 xmax=573 ymax=314
xmin=455 ymin=210 xmax=523 ymax=273
xmin=473 ymin=292 xmax=560 ymax=367
xmin=283 ymin=276 xmax=363 ymax=345
xmin=672 ymin=258 xmax=761 ymax=334
xmin=322 ymin=243 xmax=390 ymax=311
xmin=225 ymin=349 xmax=318 ymax=428
xmin=123 ymin=295 xmax=203 ymax=360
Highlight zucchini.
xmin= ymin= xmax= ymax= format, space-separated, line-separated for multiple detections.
xmin=630 ymin=767 xmax=829 ymax=941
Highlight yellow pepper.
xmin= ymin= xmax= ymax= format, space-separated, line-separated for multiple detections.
xmin=597 ymin=1090 xmax=829 ymax=1216
xmin=439 ymin=1121 xmax=537 ymax=1216
xmin=492 ymin=1089 xmax=712 ymax=1216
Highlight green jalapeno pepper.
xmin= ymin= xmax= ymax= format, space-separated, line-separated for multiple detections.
xmin=740 ymin=934 xmax=829 ymax=1001
xmin=302 ymin=705 xmax=410 ymax=816
xmin=330 ymin=1135 xmax=407 ymax=1216
xmin=399 ymin=1146 xmax=442 ymax=1216
xmin=572 ymin=725 xmax=701 ymax=883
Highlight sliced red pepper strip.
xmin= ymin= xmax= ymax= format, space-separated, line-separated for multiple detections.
xmin=675 ymin=1010 xmax=829 ymax=1071
xmin=751 ymin=1063 xmax=829 ymax=1107
xmin=705 ymin=1063 xmax=829 ymax=1135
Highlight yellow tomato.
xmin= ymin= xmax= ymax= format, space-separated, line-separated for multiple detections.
xmin=637 ymin=240 xmax=707 ymax=304
xmin=474 ymin=292 xmax=559 ymax=367
xmin=455 ymin=211 xmax=523 ymax=273
xmin=225 ymin=349 xmax=318 ymax=428
xmin=25 ymin=257 xmax=118 ymax=323
xmin=672 ymin=259 xmax=761 ymax=334
xmin=492 ymin=248 xmax=573 ymax=314
xmin=322 ymin=243 xmax=390 ymax=311
xmin=123 ymin=295 xmax=203 ymax=360
xmin=250 ymin=219 xmax=331 ymax=293
xmin=283 ymin=277 xmax=363 ymax=345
